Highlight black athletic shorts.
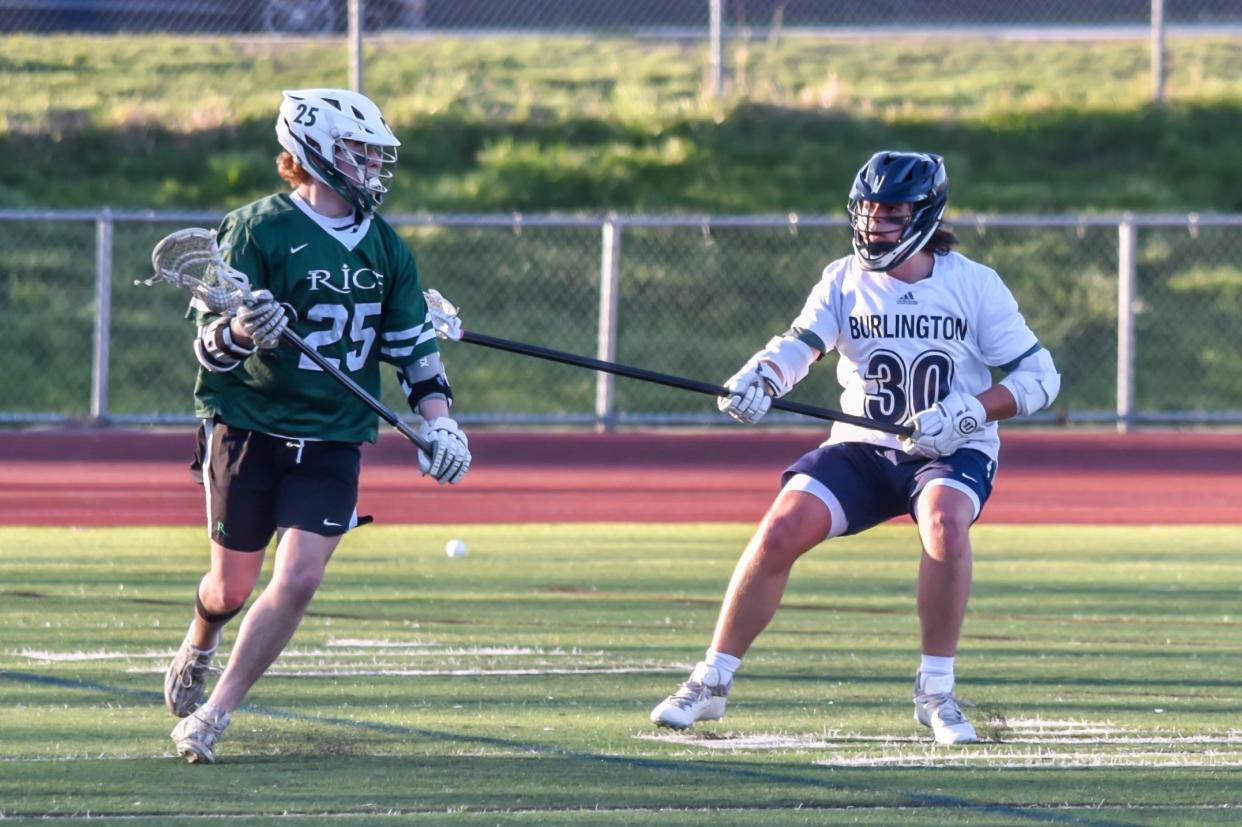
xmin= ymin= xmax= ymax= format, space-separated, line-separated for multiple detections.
xmin=190 ymin=419 xmax=362 ymax=552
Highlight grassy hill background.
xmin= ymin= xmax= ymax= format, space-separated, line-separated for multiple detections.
xmin=3 ymin=33 xmax=1241 ymax=213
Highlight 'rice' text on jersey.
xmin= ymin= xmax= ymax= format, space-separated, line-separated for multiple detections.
xmin=191 ymin=193 xmax=438 ymax=442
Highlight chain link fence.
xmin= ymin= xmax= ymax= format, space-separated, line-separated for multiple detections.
xmin=2 ymin=209 xmax=1238 ymax=428
xmin=3 ymin=1 xmax=1240 ymax=33
xmin=4 ymin=1 xmax=1241 ymax=102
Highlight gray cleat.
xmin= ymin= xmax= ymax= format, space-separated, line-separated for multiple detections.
xmin=650 ymin=663 xmax=731 ymax=729
xmin=170 ymin=702 xmax=231 ymax=764
xmin=914 ymin=671 xmax=978 ymax=745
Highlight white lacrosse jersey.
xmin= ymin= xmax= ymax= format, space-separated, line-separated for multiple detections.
xmin=790 ymin=251 xmax=1040 ymax=462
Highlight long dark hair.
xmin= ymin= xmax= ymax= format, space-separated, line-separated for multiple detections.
xmin=928 ymin=223 xmax=960 ymax=255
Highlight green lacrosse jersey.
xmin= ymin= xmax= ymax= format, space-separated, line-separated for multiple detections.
xmin=192 ymin=192 xmax=439 ymax=442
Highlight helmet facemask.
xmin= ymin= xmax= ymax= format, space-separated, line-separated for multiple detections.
xmin=331 ymin=139 xmax=398 ymax=211
xmin=846 ymin=151 xmax=949 ymax=272
xmin=847 ymin=196 xmax=946 ymax=272
xmin=284 ymin=128 xmax=398 ymax=216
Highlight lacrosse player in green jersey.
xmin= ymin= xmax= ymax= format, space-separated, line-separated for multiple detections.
xmin=166 ymin=88 xmax=470 ymax=764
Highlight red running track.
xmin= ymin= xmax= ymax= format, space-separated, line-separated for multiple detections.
xmin=0 ymin=429 xmax=1240 ymax=526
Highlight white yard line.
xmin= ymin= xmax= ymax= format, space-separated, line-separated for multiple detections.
xmin=260 ymin=666 xmax=683 ymax=677
xmin=638 ymin=719 xmax=1242 ymax=768
xmin=6 ymin=643 xmax=680 ymax=677
xmin=17 ymin=646 xmax=564 ymax=661
xmin=325 ymin=638 xmax=441 ymax=647
xmin=815 ymin=752 xmax=1242 ymax=767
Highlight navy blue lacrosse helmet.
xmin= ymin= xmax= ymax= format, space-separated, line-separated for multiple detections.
xmin=847 ymin=151 xmax=949 ymax=272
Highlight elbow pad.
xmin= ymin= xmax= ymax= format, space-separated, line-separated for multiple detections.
xmin=741 ymin=335 xmax=818 ymax=397
xmin=194 ymin=317 xmax=254 ymax=373
xmin=399 ymin=352 xmax=454 ymax=411
xmin=999 ymin=347 xmax=1060 ymax=416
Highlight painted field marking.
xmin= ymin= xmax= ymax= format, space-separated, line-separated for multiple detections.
xmin=13 ymin=644 xmax=681 ymax=679
xmin=638 ymin=717 xmax=1242 ymax=769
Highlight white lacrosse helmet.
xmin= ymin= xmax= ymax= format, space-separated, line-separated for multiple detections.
xmin=276 ymin=88 xmax=400 ymax=216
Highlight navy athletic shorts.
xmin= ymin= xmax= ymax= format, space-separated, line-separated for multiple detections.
xmin=191 ymin=419 xmax=362 ymax=552
xmin=781 ymin=442 xmax=996 ymax=538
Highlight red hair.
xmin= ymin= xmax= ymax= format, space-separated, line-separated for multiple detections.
xmin=276 ymin=151 xmax=311 ymax=188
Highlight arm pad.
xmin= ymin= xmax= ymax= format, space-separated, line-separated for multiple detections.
xmin=739 ymin=335 xmax=819 ymax=397
xmin=193 ymin=316 xmax=255 ymax=373
xmin=399 ymin=352 xmax=454 ymax=411
xmin=999 ymin=347 xmax=1060 ymax=416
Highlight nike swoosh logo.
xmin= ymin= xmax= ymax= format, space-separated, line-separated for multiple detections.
xmin=961 ymin=474 xmax=978 ymax=483
xmin=323 ymin=519 xmax=342 ymax=527
xmin=291 ymin=243 xmax=309 ymax=254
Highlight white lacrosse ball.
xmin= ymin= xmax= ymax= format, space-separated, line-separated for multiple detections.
xmin=445 ymin=538 xmax=468 ymax=558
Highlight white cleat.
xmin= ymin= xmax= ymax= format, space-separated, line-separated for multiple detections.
xmin=171 ymin=703 xmax=231 ymax=764
xmin=914 ymin=671 xmax=977 ymax=745
xmin=164 ymin=636 xmax=216 ymax=717
xmin=650 ymin=663 xmax=731 ymax=729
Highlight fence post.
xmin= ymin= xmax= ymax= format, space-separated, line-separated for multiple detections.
xmin=349 ymin=0 xmax=364 ymax=93
xmin=1116 ymin=216 xmax=1137 ymax=433
xmin=1150 ymin=0 xmax=1165 ymax=106
xmin=91 ymin=208 xmax=113 ymax=423
xmin=595 ymin=216 xmax=622 ymax=430
xmin=708 ymin=0 xmax=724 ymax=98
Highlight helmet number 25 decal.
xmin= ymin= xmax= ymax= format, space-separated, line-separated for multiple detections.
xmin=863 ymin=348 xmax=954 ymax=423
xmin=292 ymin=104 xmax=319 ymax=127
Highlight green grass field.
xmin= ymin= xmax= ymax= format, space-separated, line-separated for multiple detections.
xmin=2 ymin=523 xmax=1241 ymax=824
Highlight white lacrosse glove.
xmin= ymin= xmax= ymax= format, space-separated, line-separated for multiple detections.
xmin=717 ymin=361 xmax=784 ymax=425
xmin=418 ymin=416 xmax=471 ymax=484
xmin=901 ymin=391 xmax=988 ymax=459
xmin=424 ymin=289 xmax=463 ymax=341
xmin=233 ymin=289 xmax=289 ymax=350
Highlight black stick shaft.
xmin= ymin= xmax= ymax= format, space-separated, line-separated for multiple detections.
xmin=280 ymin=329 xmax=432 ymax=452
xmin=459 ymin=330 xmax=913 ymax=437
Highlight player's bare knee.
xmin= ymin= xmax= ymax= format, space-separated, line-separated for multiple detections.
xmin=200 ymin=576 xmax=254 ymax=613
xmin=753 ymin=516 xmax=817 ymax=569
xmin=921 ymin=510 xmax=971 ymax=557
xmin=219 ymin=584 xmax=254 ymax=612
xmin=274 ymin=571 xmax=325 ymax=606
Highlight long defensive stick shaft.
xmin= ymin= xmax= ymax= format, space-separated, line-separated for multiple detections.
xmin=279 ymin=329 xmax=433 ymax=452
xmin=458 ymin=330 xmax=913 ymax=437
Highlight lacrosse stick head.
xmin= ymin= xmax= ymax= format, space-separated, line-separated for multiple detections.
xmin=423 ymin=288 xmax=463 ymax=341
xmin=141 ymin=227 xmax=252 ymax=314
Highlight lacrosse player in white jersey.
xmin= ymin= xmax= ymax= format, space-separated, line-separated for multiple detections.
xmin=651 ymin=151 xmax=1060 ymax=744
xmin=165 ymin=88 xmax=471 ymax=763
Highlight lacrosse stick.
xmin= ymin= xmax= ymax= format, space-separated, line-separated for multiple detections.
xmin=421 ymin=291 xmax=913 ymax=437
xmin=141 ymin=228 xmax=433 ymax=454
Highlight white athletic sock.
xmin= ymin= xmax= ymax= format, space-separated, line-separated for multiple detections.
xmin=185 ymin=626 xmax=218 ymax=656
xmin=704 ymin=649 xmax=741 ymax=685
xmin=920 ymin=654 xmax=955 ymax=681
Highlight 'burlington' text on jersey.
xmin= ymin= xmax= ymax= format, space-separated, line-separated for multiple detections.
xmin=848 ymin=314 xmax=969 ymax=341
